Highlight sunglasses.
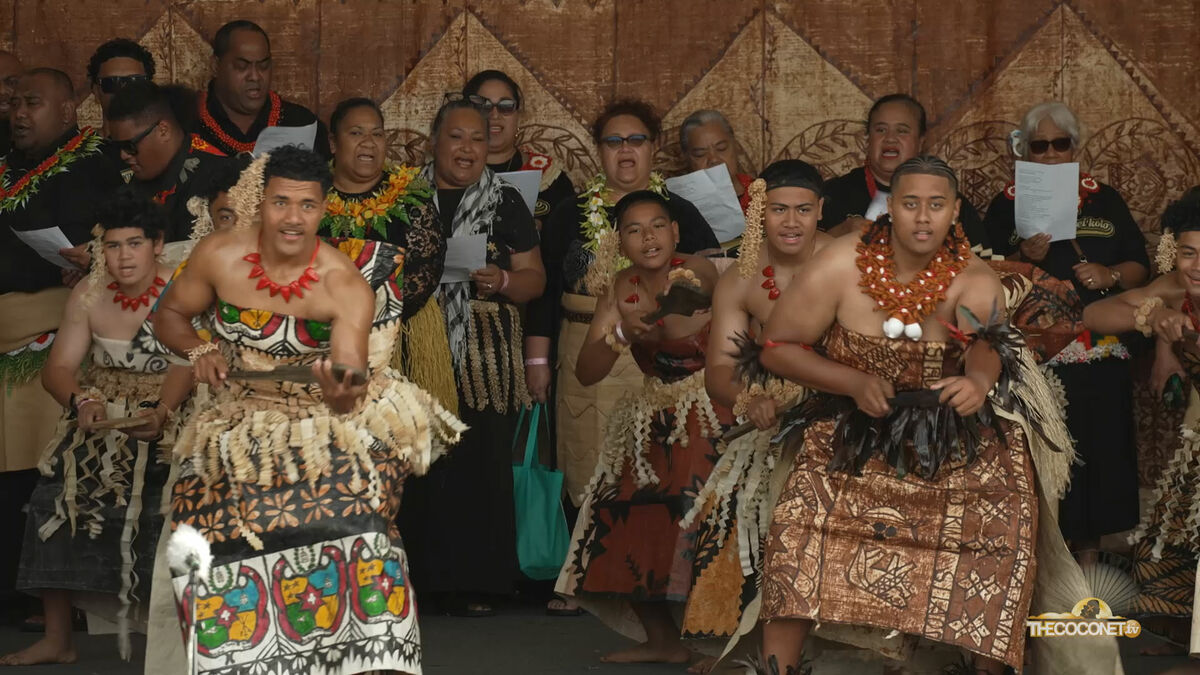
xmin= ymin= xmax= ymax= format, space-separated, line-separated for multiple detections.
xmin=466 ymin=94 xmax=518 ymax=115
xmin=442 ymin=91 xmax=520 ymax=116
xmin=600 ymin=134 xmax=649 ymax=150
xmin=113 ymin=120 xmax=160 ymax=156
xmin=1028 ymin=137 xmax=1072 ymax=155
xmin=98 ymin=74 xmax=149 ymax=94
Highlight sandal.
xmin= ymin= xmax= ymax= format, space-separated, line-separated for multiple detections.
xmin=545 ymin=597 xmax=585 ymax=617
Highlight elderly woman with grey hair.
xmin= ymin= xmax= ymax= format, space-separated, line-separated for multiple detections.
xmin=983 ymin=101 xmax=1149 ymax=565
xmin=679 ymin=109 xmax=754 ymax=213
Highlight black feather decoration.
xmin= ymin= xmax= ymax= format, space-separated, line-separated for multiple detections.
xmin=729 ymin=330 xmax=772 ymax=387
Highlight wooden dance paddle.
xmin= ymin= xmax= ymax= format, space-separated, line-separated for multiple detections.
xmin=91 ymin=415 xmax=152 ymax=431
xmin=641 ymin=284 xmax=712 ymax=324
xmin=720 ymin=388 xmax=943 ymax=443
xmin=225 ymin=363 xmax=368 ymax=386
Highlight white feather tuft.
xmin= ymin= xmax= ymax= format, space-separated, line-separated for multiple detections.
xmin=166 ymin=523 xmax=213 ymax=579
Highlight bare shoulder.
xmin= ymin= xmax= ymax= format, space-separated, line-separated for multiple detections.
xmin=188 ymin=228 xmax=253 ymax=275
xmin=803 ymin=233 xmax=858 ymax=279
xmin=950 ymin=257 xmax=1005 ymax=315
xmin=714 ymin=263 xmax=751 ymax=302
xmin=679 ymin=253 xmax=716 ymax=274
xmin=812 ymin=231 xmax=836 ymax=254
xmin=316 ymin=239 xmax=363 ymax=274
xmin=679 ymin=253 xmax=718 ymax=285
xmin=961 ymin=256 xmax=1003 ymax=286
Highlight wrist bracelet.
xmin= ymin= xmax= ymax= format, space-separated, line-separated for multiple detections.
xmin=1133 ymin=296 xmax=1164 ymax=337
xmin=186 ymin=341 xmax=219 ymax=364
xmin=604 ymin=323 xmax=629 ymax=353
xmin=524 ymin=357 xmax=549 ymax=366
xmin=75 ymin=396 xmax=99 ymax=411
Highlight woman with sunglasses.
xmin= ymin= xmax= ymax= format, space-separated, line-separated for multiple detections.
xmin=983 ymin=101 xmax=1150 ymax=566
xmin=462 ymin=70 xmax=576 ymax=230
xmin=524 ymin=100 xmax=717 ymax=615
xmin=397 ymin=97 xmax=545 ymax=618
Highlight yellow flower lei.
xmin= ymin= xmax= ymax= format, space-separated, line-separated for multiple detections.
xmin=322 ymin=165 xmax=433 ymax=239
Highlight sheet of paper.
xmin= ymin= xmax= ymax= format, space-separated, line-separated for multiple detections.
xmin=440 ymin=234 xmax=489 ymax=284
xmin=1014 ymin=160 xmax=1080 ymax=242
xmin=253 ymin=122 xmax=318 ymax=156
xmin=864 ymin=188 xmax=890 ymax=221
xmin=12 ymin=226 xmax=74 ymax=268
xmin=665 ymin=166 xmax=744 ymax=243
xmin=497 ymin=170 xmax=541 ymax=216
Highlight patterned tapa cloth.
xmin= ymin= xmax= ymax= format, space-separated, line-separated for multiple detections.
xmin=760 ymin=324 xmax=1038 ymax=669
xmin=168 ymin=239 xmax=464 ymax=675
xmin=680 ymin=260 xmax=1083 ymax=646
xmin=556 ymin=325 xmax=731 ymax=632
xmin=18 ymin=318 xmax=183 ymax=648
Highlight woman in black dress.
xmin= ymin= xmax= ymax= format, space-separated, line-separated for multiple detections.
xmin=983 ymin=101 xmax=1149 ymax=564
xmin=397 ymin=98 xmax=545 ymax=616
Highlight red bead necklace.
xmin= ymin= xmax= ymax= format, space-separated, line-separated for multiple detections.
xmin=109 ymin=276 xmax=166 ymax=311
xmin=623 ymin=257 xmax=685 ymax=327
xmin=244 ymin=241 xmax=321 ymax=302
xmin=761 ymin=265 xmax=781 ymax=300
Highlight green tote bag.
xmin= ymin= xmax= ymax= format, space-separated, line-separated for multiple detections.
xmin=511 ymin=403 xmax=570 ymax=580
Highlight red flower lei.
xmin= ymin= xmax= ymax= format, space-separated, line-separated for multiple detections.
xmin=0 ymin=127 xmax=101 ymax=210
xmin=244 ymin=241 xmax=320 ymax=302
xmin=198 ymin=91 xmax=282 ymax=154
xmin=856 ymin=221 xmax=973 ymax=339
xmin=109 ymin=276 xmax=166 ymax=311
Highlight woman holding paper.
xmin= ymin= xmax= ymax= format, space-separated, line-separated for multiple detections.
xmin=462 ymin=69 xmax=576 ymax=229
xmin=398 ymin=97 xmax=545 ymax=617
xmin=983 ymin=101 xmax=1149 ymax=564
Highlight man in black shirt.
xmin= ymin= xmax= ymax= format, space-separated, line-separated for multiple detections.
xmin=192 ymin=20 xmax=329 ymax=158
xmin=820 ymin=93 xmax=989 ymax=250
xmin=86 ymin=38 xmax=155 ymax=130
xmin=107 ymin=81 xmax=228 ymax=241
xmin=0 ymin=70 xmax=123 ymax=658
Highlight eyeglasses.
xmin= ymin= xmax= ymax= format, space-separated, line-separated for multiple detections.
xmin=600 ymin=134 xmax=650 ymax=150
xmin=113 ymin=120 xmax=161 ymax=156
xmin=1028 ymin=137 xmax=1072 ymax=155
xmin=97 ymin=74 xmax=149 ymax=95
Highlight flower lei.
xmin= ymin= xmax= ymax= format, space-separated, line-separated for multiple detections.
xmin=322 ymin=165 xmax=432 ymax=238
xmin=0 ymin=127 xmax=103 ymax=213
xmin=856 ymin=219 xmax=973 ymax=340
xmin=580 ymin=171 xmax=668 ymax=295
xmin=198 ymin=90 xmax=282 ymax=154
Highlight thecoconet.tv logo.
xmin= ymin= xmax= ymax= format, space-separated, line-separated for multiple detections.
xmin=1026 ymin=597 xmax=1141 ymax=638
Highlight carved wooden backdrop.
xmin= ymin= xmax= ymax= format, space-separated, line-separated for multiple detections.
xmin=7 ymin=0 xmax=1198 ymax=478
